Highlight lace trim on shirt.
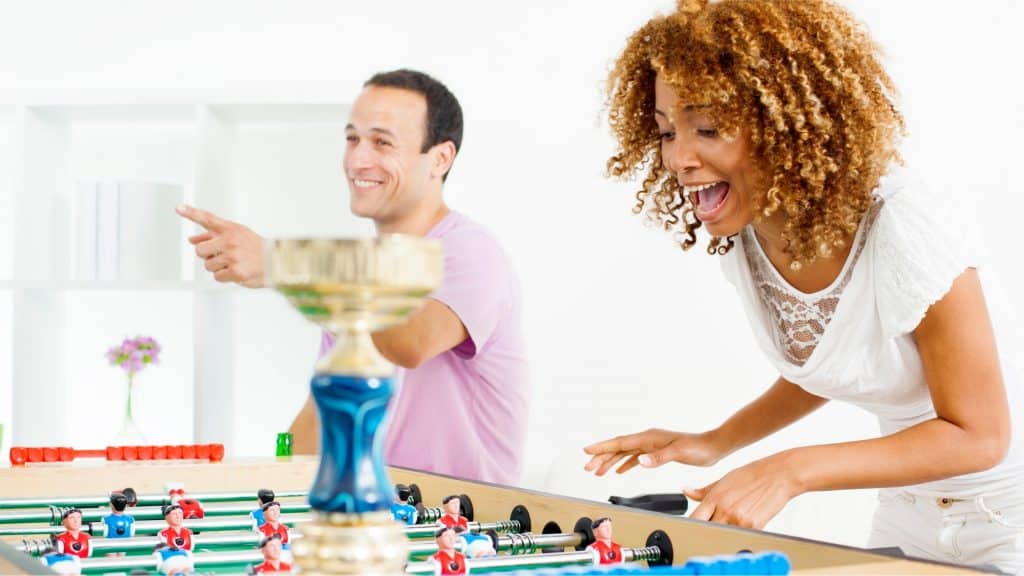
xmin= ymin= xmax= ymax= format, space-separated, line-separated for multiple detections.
xmin=743 ymin=201 xmax=883 ymax=366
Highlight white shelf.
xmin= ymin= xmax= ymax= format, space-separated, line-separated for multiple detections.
xmin=4 ymin=101 xmax=351 ymax=457
xmin=0 ymin=280 xmax=247 ymax=292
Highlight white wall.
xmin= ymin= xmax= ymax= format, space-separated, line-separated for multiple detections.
xmin=3 ymin=0 xmax=1022 ymax=550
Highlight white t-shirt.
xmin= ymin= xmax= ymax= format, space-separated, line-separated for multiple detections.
xmin=720 ymin=167 xmax=1024 ymax=496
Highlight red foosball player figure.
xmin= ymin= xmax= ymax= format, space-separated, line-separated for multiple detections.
xmin=158 ymin=504 xmax=194 ymax=552
xmin=586 ymin=517 xmax=623 ymax=565
xmin=55 ymin=508 xmax=91 ymax=559
xmin=251 ymin=533 xmax=291 ymax=574
xmin=168 ymin=487 xmax=204 ymax=519
xmin=255 ymin=501 xmax=289 ymax=545
xmin=439 ymin=495 xmax=468 ymax=530
xmin=431 ymin=526 xmax=467 ymax=575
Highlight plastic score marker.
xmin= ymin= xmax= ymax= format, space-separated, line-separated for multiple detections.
xmin=8 ymin=444 xmax=225 ymax=466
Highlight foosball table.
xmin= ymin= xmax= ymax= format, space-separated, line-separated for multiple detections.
xmin=0 ymin=456 xmax=978 ymax=574
xmin=0 ymin=239 xmax=985 ymax=575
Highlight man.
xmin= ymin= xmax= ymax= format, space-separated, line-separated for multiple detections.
xmin=177 ymin=69 xmax=529 ymax=485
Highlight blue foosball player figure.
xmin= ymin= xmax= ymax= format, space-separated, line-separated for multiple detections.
xmin=102 ymin=492 xmax=136 ymax=539
xmin=40 ymin=553 xmax=81 ymax=575
xmin=390 ymin=484 xmax=418 ymax=525
xmin=455 ymin=526 xmax=496 ymax=559
xmin=250 ymin=488 xmax=276 ymax=528
xmin=153 ymin=542 xmax=194 ymax=576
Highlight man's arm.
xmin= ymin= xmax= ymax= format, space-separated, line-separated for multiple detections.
xmin=289 ymin=293 xmax=470 ymax=453
xmin=372 ymin=299 xmax=469 ymax=369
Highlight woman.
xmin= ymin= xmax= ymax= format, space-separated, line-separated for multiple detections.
xmin=583 ymin=0 xmax=1024 ymax=572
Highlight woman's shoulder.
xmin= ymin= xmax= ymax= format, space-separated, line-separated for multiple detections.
xmin=868 ymin=166 xmax=981 ymax=339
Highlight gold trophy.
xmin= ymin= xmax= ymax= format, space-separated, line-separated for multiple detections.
xmin=266 ymin=236 xmax=443 ymax=575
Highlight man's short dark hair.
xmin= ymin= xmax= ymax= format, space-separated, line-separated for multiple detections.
xmin=257 ymin=488 xmax=275 ymax=505
xmin=364 ymin=69 xmax=464 ymax=181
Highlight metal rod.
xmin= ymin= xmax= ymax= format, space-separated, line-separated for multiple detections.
xmin=0 ymin=514 xmax=313 ymax=537
xmin=0 ymin=501 xmax=310 ymax=526
xmin=404 ymin=546 xmax=662 ymax=574
xmin=80 ymin=549 xmax=262 ymax=574
xmin=17 ymin=531 xmax=305 ymax=556
xmin=407 ymin=531 xmax=584 ymax=558
xmin=402 ymin=520 xmax=521 ymax=540
xmin=0 ymin=490 xmax=307 ymax=510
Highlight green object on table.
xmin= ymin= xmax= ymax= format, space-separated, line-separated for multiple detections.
xmin=276 ymin=432 xmax=293 ymax=457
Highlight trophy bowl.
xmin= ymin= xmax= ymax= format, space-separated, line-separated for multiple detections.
xmin=267 ymin=235 xmax=443 ymax=575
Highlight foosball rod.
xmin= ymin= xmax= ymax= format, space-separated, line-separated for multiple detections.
xmin=403 ymin=519 xmax=522 ymax=540
xmin=0 ymin=514 xmax=313 ymax=537
xmin=405 ymin=546 xmax=665 ymax=574
xmin=78 ymin=549 xmax=265 ymax=575
xmin=17 ymin=531 xmax=304 ymax=556
xmin=0 ymin=501 xmax=311 ymax=526
xmin=408 ymin=530 xmax=585 ymax=558
xmin=0 ymin=490 xmax=307 ymax=510
xmin=1 ymin=517 xmax=516 ymax=540
xmin=18 ymin=527 xmax=566 ymax=558
xmin=72 ymin=545 xmax=665 ymax=575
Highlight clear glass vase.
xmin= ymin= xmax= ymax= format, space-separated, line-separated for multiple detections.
xmin=115 ymin=374 xmax=146 ymax=445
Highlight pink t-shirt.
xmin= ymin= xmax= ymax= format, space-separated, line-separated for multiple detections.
xmin=320 ymin=211 xmax=529 ymax=484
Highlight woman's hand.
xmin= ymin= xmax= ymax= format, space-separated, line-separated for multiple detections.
xmin=583 ymin=428 xmax=725 ymax=476
xmin=686 ymin=451 xmax=804 ymax=529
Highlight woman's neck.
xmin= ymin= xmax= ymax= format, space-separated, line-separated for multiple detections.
xmin=751 ymin=216 xmax=854 ymax=295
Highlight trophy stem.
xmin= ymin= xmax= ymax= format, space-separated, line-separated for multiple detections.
xmin=293 ymin=330 xmax=408 ymax=574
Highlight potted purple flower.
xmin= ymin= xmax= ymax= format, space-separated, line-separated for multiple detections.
xmin=107 ymin=336 xmax=161 ymax=444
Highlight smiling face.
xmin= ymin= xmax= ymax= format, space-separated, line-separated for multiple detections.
xmin=593 ymin=519 xmax=613 ymax=542
xmin=343 ymin=86 xmax=444 ymax=230
xmin=654 ymin=75 xmax=763 ymax=238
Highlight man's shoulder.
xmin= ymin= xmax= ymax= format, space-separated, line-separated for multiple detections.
xmin=436 ymin=212 xmax=507 ymax=253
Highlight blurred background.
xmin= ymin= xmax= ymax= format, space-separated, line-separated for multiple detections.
xmin=1 ymin=0 xmax=1021 ymax=549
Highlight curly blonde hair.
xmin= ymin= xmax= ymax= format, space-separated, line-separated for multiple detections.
xmin=607 ymin=0 xmax=905 ymax=266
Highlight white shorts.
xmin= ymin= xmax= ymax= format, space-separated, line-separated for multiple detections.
xmin=867 ymin=486 xmax=1024 ymax=575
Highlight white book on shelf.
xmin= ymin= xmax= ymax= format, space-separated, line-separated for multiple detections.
xmin=117 ymin=181 xmax=182 ymax=282
xmin=95 ymin=180 xmax=120 ymax=281
xmin=73 ymin=181 xmax=99 ymax=281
